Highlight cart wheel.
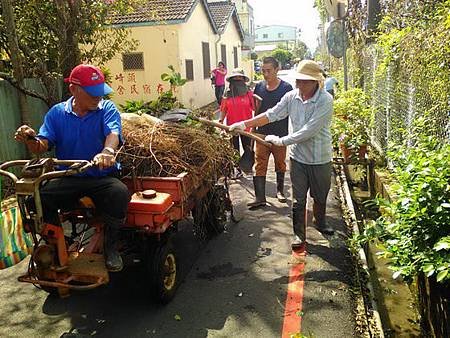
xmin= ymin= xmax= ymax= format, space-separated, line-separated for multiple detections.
xmin=192 ymin=184 xmax=228 ymax=240
xmin=208 ymin=184 xmax=228 ymax=235
xmin=191 ymin=202 xmax=209 ymax=241
xmin=31 ymin=245 xmax=58 ymax=295
xmin=149 ymin=240 xmax=178 ymax=304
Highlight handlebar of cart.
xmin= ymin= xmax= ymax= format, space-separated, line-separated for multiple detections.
xmin=0 ymin=159 xmax=93 ymax=234
xmin=0 ymin=158 xmax=93 ymax=182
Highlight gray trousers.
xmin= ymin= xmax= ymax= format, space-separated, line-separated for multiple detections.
xmin=290 ymin=159 xmax=331 ymax=236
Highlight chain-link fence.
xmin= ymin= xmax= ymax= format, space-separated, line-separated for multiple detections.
xmin=361 ymin=43 xmax=450 ymax=338
xmin=362 ymin=44 xmax=450 ymax=156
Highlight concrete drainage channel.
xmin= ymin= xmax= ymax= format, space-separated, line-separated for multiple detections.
xmin=334 ymin=162 xmax=385 ymax=338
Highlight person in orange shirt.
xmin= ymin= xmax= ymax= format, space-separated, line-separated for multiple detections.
xmin=219 ymin=68 xmax=254 ymax=178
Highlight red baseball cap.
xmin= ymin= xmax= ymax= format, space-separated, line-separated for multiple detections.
xmin=64 ymin=64 xmax=113 ymax=97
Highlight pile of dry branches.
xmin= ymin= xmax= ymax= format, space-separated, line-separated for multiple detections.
xmin=118 ymin=113 xmax=235 ymax=191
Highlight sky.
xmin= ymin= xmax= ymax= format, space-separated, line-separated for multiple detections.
xmin=249 ymin=0 xmax=321 ymax=51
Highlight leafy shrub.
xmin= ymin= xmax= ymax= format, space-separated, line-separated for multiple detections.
xmin=119 ymin=100 xmax=150 ymax=115
xmin=161 ymin=65 xmax=187 ymax=94
xmin=119 ymin=66 xmax=186 ymax=117
xmin=148 ymin=90 xmax=179 ymax=116
xmin=360 ymin=135 xmax=450 ymax=283
xmin=332 ymin=88 xmax=371 ymax=149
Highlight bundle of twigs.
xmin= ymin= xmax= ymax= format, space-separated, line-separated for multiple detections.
xmin=118 ymin=113 xmax=236 ymax=193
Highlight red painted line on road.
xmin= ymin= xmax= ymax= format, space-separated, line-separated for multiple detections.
xmin=281 ymin=246 xmax=306 ymax=338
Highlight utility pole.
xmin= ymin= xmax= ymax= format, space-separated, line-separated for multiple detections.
xmin=342 ymin=18 xmax=348 ymax=90
xmin=338 ymin=1 xmax=348 ymax=90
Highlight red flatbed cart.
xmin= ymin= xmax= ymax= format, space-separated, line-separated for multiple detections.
xmin=0 ymin=158 xmax=231 ymax=303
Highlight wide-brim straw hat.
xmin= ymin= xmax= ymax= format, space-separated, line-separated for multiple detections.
xmin=294 ymin=60 xmax=325 ymax=82
xmin=226 ymin=68 xmax=250 ymax=82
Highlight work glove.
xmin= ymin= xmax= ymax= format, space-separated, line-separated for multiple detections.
xmin=265 ymin=135 xmax=284 ymax=146
xmin=93 ymin=149 xmax=116 ymax=170
xmin=229 ymin=121 xmax=246 ymax=132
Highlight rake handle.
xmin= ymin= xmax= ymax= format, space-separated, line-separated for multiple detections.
xmin=194 ymin=117 xmax=272 ymax=148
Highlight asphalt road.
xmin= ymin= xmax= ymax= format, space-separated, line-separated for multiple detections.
xmin=0 ymin=163 xmax=356 ymax=338
xmin=0 ymin=68 xmax=360 ymax=338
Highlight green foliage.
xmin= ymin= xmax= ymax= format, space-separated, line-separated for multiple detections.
xmin=292 ymin=41 xmax=311 ymax=60
xmin=148 ymin=91 xmax=178 ymax=116
xmin=161 ymin=65 xmax=187 ymax=93
xmin=332 ymin=88 xmax=371 ymax=149
xmin=372 ymin=1 xmax=450 ymax=142
xmin=270 ymin=48 xmax=293 ymax=69
xmin=0 ymin=0 xmax=141 ymax=105
xmin=359 ymin=134 xmax=450 ymax=283
xmin=253 ymin=73 xmax=263 ymax=81
xmin=336 ymin=0 xmax=450 ymax=288
xmin=121 ymin=65 xmax=187 ymax=117
xmin=119 ymin=100 xmax=150 ymax=115
xmin=313 ymin=0 xmax=328 ymax=23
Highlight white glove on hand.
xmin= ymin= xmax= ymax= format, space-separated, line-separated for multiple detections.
xmin=229 ymin=121 xmax=246 ymax=132
xmin=265 ymin=135 xmax=284 ymax=146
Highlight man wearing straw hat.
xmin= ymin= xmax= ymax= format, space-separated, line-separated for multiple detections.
xmin=229 ymin=60 xmax=334 ymax=249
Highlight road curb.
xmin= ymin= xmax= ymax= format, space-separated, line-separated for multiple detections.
xmin=334 ymin=163 xmax=385 ymax=338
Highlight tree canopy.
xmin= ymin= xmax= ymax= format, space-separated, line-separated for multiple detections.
xmin=0 ymin=0 xmax=141 ymax=108
xmin=270 ymin=48 xmax=293 ymax=69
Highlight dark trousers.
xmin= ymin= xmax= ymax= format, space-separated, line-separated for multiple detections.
xmin=290 ymin=159 xmax=331 ymax=235
xmin=40 ymin=176 xmax=130 ymax=225
xmin=215 ymin=85 xmax=225 ymax=105
xmin=232 ymin=135 xmax=251 ymax=154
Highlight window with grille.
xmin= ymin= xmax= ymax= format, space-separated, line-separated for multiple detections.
xmin=221 ymin=44 xmax=227 ymax=68
xmin=263 ymin=33 xmax=268 ymax=38
xmin=202 ymin=42 xmax=211 ymax=79
xmin=233 ymin=47 xmax=238 ymax=68
xmin=122 ymin=53 xmax=144 ymax=70
xmin=278 ymin=32 xmax=284 ymax=38
xmin=185 ymin=59 xmax=194 ymax=81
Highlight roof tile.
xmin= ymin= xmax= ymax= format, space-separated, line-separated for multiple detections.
xmin=207 ymin=1 xmax=235 ymax=33
xmin=111 ymin=0 xmax=197 ymax=24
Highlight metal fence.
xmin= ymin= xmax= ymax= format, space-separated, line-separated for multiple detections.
xmin=362 ymin=44 xmax=450 ymax=338
xmin=362 ymin=44 xmax=450 ymax=155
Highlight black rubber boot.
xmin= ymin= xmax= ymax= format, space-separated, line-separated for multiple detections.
xmin=276 ymin=172 xmax=287 ymax=203
xmin=313 ymin=201 xmax=334 ymax=235
xmin=292 ymin=204 xmax=306 ymax=248
xmin=103 ymin=214 xmax=124 ymax=272
xmin=247 ymin=176 xmax=267 ymax=210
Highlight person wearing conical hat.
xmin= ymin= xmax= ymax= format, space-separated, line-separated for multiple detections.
xmin=219 ymin=68 xmax=254 ymax=178
xmin=229 ymin=60 xmax=334 ymax=250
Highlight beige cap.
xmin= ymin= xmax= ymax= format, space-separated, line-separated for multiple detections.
xmin=294 ymin=60 xmax=325 ymax=82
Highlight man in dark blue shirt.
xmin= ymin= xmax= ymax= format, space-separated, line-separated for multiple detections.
xmin=249 ymin=57 xmax=293 ymax=209
xmin=14 ymin=64 xmax=129 ymax=272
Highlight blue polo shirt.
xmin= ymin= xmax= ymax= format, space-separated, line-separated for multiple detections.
xmin=38 ymin=97 xmax=123 ymax=177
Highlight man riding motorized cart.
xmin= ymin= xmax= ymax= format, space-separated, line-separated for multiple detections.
xmin=11 ymin=64 xmax=129 ymax=293
xmin=3 ymin=64 xmax=237 ymax=303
